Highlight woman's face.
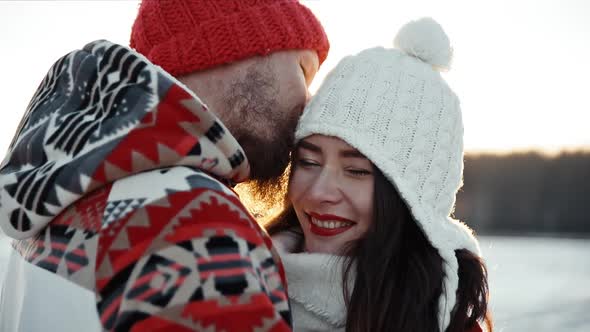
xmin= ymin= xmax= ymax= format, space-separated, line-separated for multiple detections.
xmin=288 ymin=135 xmax=375 ymax=254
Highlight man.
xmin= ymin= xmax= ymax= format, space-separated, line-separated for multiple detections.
xmin=0 ymin=1 xmax=329 ymax=331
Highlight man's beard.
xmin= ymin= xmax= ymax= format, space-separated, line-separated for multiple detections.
xmin=225 ymin=63 xmax=301 ymax=182
xmin=224 ymin=64 xmax=300 ymax=221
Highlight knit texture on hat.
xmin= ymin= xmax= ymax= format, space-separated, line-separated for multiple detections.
xmin=295 ymin=17 xmax=481 ymax=331
xmin=130 ymin=0 xmax=329 ymax=76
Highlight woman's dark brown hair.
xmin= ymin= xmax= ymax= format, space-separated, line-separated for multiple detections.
xmin=266 ymin=165 xmax=493 ymax=332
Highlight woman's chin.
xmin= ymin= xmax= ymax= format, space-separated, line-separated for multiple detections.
xmin=303 ymin=237 xmax=345 ymax=255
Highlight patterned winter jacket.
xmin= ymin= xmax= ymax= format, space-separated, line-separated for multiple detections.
xmin=0 ymin=40 xmax=290 ymax=332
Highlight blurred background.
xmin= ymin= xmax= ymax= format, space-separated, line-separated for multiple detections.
xmin=0 ymin=1 xmax=589 ymax=331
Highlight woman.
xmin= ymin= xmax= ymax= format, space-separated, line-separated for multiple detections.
xmin=266 ymin=18 xmax=493 ymax=332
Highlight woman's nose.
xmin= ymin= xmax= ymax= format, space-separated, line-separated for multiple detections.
xmin=306 ymin=169 xmax=342 ymax=204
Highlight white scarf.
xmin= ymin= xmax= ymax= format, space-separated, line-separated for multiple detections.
xmin=272 ymin=232 xmax=350 ymax=332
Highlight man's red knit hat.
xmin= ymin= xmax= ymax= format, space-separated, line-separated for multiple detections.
xmin=130 ymin=0 xmax=330 ymax=77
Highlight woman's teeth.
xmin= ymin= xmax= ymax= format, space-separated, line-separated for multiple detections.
xmin=310 ymin=217 xmax=353 ymax=229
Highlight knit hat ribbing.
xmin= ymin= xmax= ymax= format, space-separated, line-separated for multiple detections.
xmin=295 ymin=18 xmax=481 ymax=331
xmin=130 ymin=0 xmax=330 ymax=77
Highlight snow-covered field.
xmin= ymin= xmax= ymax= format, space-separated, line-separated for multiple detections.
xmin=1 ymin=235 xmax=589 ymax=331
xmin=480 ymin=236 xmax=590 ymax=332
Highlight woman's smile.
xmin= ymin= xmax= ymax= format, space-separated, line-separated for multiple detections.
xmin=307 ymin=212 xmax=356 ymax=236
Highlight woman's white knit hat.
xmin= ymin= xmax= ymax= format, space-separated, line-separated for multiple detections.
xmin=295 ymin=17 xmax=481 ymax=331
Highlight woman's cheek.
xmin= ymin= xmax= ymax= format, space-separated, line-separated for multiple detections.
xmin=287 ymin=169 xmax=309 ymax=203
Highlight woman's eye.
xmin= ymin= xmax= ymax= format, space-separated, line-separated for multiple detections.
xmin=297 ymin=158 xmax=318 ymax=168
xmin=347 ymin=168 xmax=372 ymax=177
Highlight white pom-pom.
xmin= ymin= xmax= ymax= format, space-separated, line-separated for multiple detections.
xmin=394 ymin=17 xmax=453 ymax=70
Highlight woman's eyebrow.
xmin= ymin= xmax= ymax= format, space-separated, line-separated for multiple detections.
xmin=340 ymin=149 xmax=365 ymax=158
xmin=298 ymin=140 xmax=321 ymax=152
xmin=299 ymin=141 xmax=366 ymax=158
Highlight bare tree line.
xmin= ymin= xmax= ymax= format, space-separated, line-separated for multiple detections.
xmin=455 ymin=151 xmax=590 ymax=236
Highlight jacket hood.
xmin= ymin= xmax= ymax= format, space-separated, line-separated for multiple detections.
xmin=0 ymin=40 xmax=250 ymax=240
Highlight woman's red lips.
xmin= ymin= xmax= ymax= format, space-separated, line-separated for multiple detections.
xmin=307 ymin=212 xmax=355 ymax=237
xmin=308 ymin=212 xmax=354 ymax=223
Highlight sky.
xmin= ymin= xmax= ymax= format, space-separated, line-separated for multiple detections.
xmin=0 ymin=0 xmax=589 ymax=154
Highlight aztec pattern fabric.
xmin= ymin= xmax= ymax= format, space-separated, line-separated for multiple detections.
xmin=0 ymin=40 xmax=290 ymax=331
xmin=0 ymin=40 xmax=249 ymax=240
